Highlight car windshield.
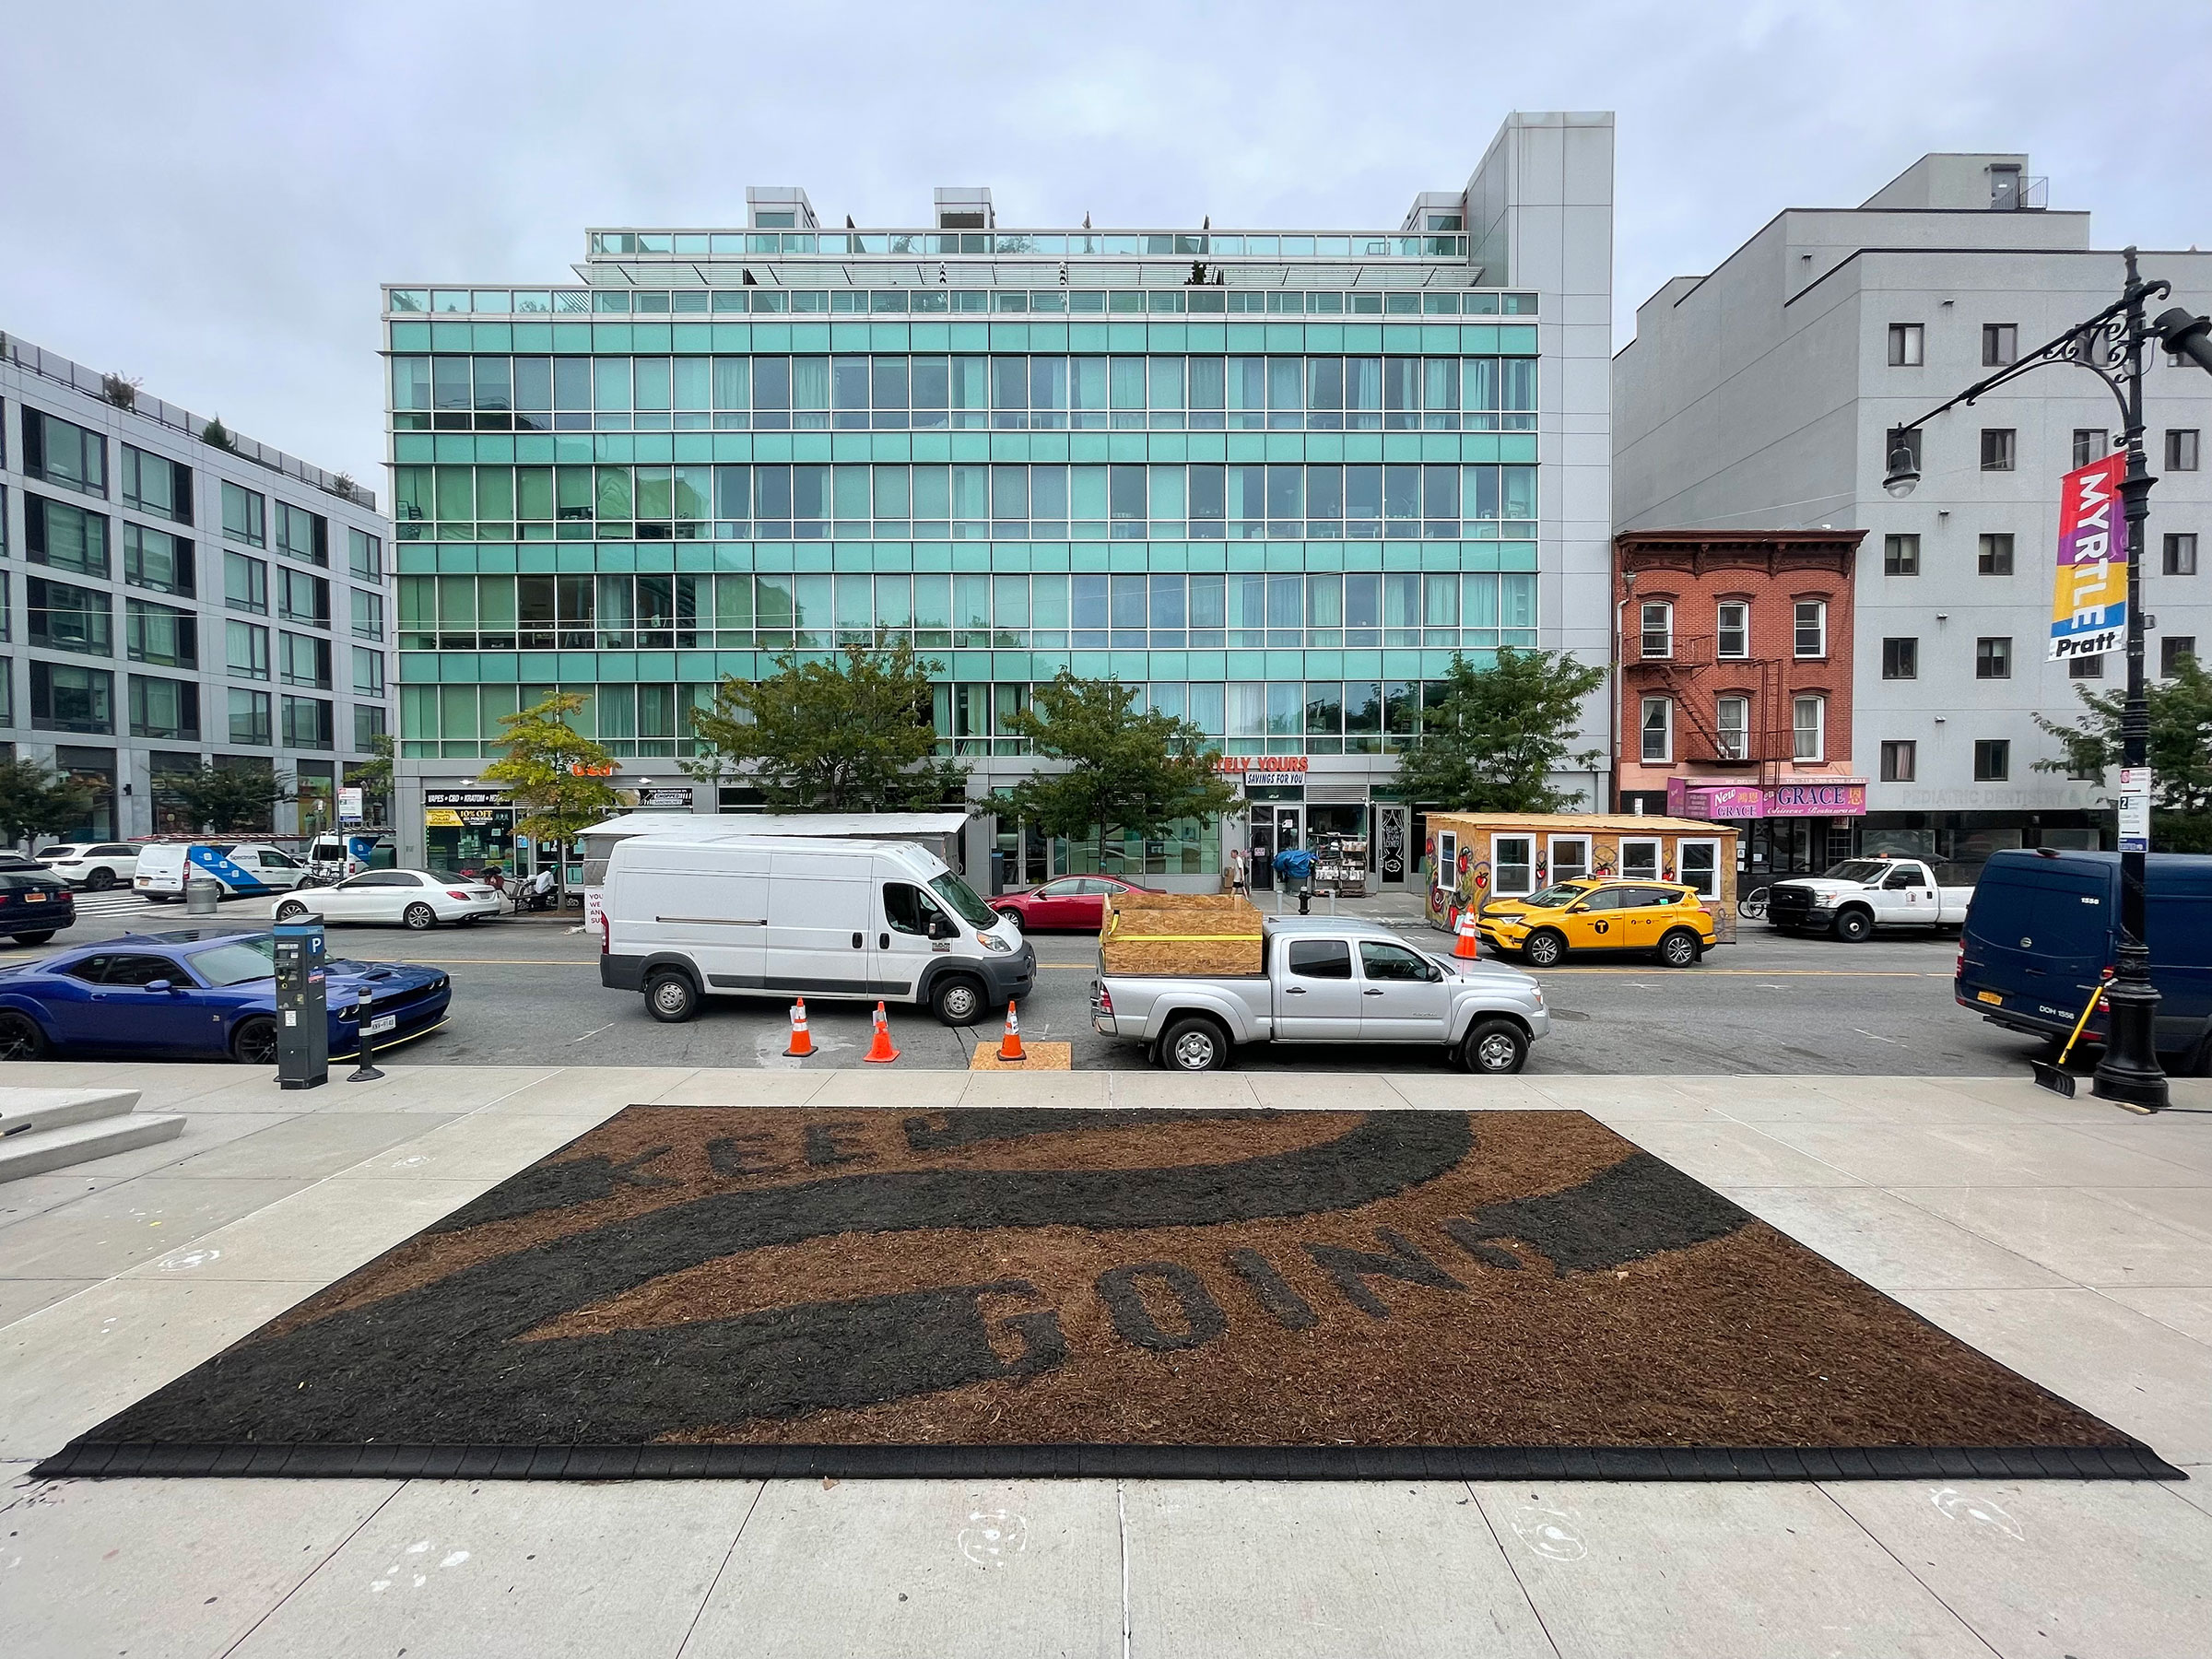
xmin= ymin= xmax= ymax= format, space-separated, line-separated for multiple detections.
xmin=188 ymin=937 xmax=276 ymax=987
xmin=929 ymin=872 xmax=997 ymax=929
xmin=1820 ymin=860 xmax=1896 ymax=883
xmin=1520 ymin=884 xmax=1589 ymax=908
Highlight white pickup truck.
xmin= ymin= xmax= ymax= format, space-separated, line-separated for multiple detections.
xmin=1090 ymin=916 xmax=1549 ymax=1074
xmin=1766 ymin=857 xmax=1975 ymax=942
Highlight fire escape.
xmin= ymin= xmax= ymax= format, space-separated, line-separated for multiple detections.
xmin=1626 ymin=632 xmax=1793 ymax=777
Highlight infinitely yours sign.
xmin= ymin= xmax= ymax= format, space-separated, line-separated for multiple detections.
xmin=2049 ymin=452 xmax=2128 ymax=662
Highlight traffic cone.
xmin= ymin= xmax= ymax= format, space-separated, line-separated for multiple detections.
xmin=1453 ymin=910 xmax=1481 ymax=959
xmin=863 ymin=1001 xmax=900 ymax=1065
xmin=784 ymin=997 xmax=813 ymax=1057
xmin=997 ymin=1000 xmax=1026 ymax=1063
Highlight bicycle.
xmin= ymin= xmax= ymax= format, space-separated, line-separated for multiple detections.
xmin=1737 ymin=885 xmax=1771 ymax=921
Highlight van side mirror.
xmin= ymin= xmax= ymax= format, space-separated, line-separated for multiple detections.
xmin=927 ymin=914 xmax=954 ymax=940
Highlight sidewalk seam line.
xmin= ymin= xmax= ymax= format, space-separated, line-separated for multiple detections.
xmin=1815 ymin=1482 xmax=2006 ymax=1659
xmin=1464 ymin=1479 xmax=1564 ymax=1659
xmin=674 ymin=1475 xmax=767 ymax=1657
xmin=216 ymin=1478 xmax=404 ymax=1658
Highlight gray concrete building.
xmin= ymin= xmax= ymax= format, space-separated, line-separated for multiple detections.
xmin=1614 ymin=152 xmax=2210 ymax=862
xmin=1 ymin=332 xmax=392 ymax=842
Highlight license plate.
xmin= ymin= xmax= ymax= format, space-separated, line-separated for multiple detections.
xmin=24 ymin=893 xmax=45 ymax=903
xmin=1976 ymin=990 xmax=2002 ymax=1006
xmin=366 ymin=1014 xmax=396 ymax=1034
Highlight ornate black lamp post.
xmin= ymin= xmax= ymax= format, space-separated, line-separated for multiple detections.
xmin=1883 ymin=249 xmax=2212 ymax=1112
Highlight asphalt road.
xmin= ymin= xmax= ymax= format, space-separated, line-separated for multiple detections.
xmin=13 ymin=897 xmax=2057 ymax=1077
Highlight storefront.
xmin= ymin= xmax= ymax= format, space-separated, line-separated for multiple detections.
xmin=1666 ymin=778 xmax=1867 ymax=882
xmin=1218 ymin=758 xmax=1412 ymax=896
xmin=423 ymin=787 xmax=516 ymax=876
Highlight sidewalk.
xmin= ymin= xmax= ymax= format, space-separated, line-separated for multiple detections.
xmin=3 ymin=1064 xmax=2207 ymax=1657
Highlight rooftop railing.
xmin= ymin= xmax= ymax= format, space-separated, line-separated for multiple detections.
xmin=587 ymin=229 xmax=1469 ymax=260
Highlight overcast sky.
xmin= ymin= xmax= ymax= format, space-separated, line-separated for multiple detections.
xmin=4 ymin=2 xmax=2205 ymax=500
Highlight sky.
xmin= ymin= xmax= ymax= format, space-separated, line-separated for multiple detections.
xmin=4 ymin=1 xmax=2206 ymax=502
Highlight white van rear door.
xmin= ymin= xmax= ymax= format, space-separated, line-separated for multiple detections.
xmin=766 ymin=850 xmax=873 ymax=997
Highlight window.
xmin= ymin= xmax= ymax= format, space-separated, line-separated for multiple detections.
xmin=1716 ymin=601 xmax=1748 ymax=659
xmin=1715 ymin=695 xmax=1748 ymax=759
xmin=1980 ymin=429 xmax=2016 ymax=471
xmin=225 ymin=549 xmax=267 ymax=613
xmin=1974 ymin=739 xmax=2009 ymax=782
xmin=228 ymin=687 xmax=272 ymax=746
xmin=275 ymin=501 xmax=325 ymax=565
xmin=279 ymin=567 xmax=329 ymax=627
xmin=1884 ymin=533 xmax=1920 ymax=576
xmin=27 ymin=576 xmax=112 ymax=655
xmin=1982 ymin=324 xmax=2018 ymax=366
xmin=1492 ymin=835 xmax=1535 ymax=896
xmin=347 ymin=527 xmax=382 ymax=581
xmin=21 ymin=408 xmax=106 ymax=495
xmin=2163 ymin=637 xmax=2197 ymax=677
xmin=23 ymin=495 xmax=109 ymax=576
xmin=1677 ymin=841 xmax=1719 ymax=900
xmin=2074 ymin=429 xmax=2110 ymax=468
xmin=281 ymin=696 xmax=334 ymax=750
xmin=353 ymin=702 xmax=386 ymax=751
xmin=1640 ymin=696 xmax=1672 ymax=763
xmin=227 ymin=618 xmax=270 ymax=680
xmin=1881 ymin=637 xmax=1918 ymax=679
xmin=1887 ymin=324 xmax=1924 ymax=366
xmin=1792 ymin=695 xmax=1824 ymax=761
xmin=1639 ymin=600 xmax=1673 ymax=660
xmin=353 ymin=645 xmax=385 ymax=697
xmin=1359 ymin=940 xmax=1438 ymax=982
xmin=1793 ymin=599 xmax=1826 ymax=657
xmin=120 ymin=444 xmax=191 ymax=523
xmin=2168 ymin=430 xmax=2201 ymax=472
xmin=123 ymin=524 xmax=193 ymax=595
xmin=278 ymin=630 xmax=332 ymax=688
xmin=29 ymin=661 xmax=112 ymax=734
xmin=1619 ymin=838 xmax=1660 ymax=880
xmin=125 ymin=599 xmax=196 ymax=668
xmin=1286 ymin=938 xmax=1352 ymax=979
xmin=350 ymin=588 xmax=383 ymax=640
xmin=1978 ymin=533 xmax=2015 ymax=575
xmin=220 ymin=480 xmax=265 ymax=546
xmin=2070 ymin=654 xmax=2104 ymax=679
xmin=128 ymin=675 xmax=198 ymax=740
xmin=1879 ymin=740 xmax=1916 ymax=782
xmin=1549 ymin=836 xmax=1590 ymax=883
xmin=2165 ymin=534 xmax=2198 ymax=576
xmin=1976 ymin=636 xmax=2013 ymax=679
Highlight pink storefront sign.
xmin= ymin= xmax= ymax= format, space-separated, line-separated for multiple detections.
xmin=1667 ymin=778 xmax=1866 ymax=819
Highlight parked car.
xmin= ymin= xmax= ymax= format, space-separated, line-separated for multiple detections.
xmin=1768 ymin=856 xmax=1975 ymax=941
xmin=306 ymin=831 xmax=397 ymax=883
xmin=1477 ymin=877 xmax=1715 ymax=968
xmin=135 ymin=842 xmax=312 ymax=901
xmin=1093 ymin=916 xmax=1548 ymax=1073
xmin=1957 ymin=848 xmax=2212 ymax=1071
xmin=0 ymin=929 xmax=451 ymax=1064
xmin=990 ymin=875 xmax=1156 ymax=932
xmin=35 ymin=842 xmax=143 ymax=891
xmin=0 ymin=867 xmax=76 ymax=944
xmin=601 ymin=834 xmax=1035 ymax=1027
xmin=275 ymin=869 xmax=502 ymax=930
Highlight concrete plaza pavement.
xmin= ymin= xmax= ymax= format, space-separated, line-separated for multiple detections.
xmin=2 ymin=1062 xmax=2209 ymax=1657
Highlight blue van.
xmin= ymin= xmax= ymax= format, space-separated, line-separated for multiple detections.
xmin=1957 ymin=848 xmax=2212 ymax=1070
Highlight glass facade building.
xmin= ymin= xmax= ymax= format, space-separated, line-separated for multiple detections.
xmin=385 ymin=113 xmax=1615 ymax=888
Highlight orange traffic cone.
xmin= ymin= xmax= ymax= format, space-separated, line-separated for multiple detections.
xmin=997 ymin=1000 xmax=1026 ymax=1063
xmin=1453 ymin=910 xmax=1481 ymax=960
xmin=784 ymin=997 xmax=813 ymax=1057
xmin=863 ymin=1001 xmax=900 ymax=1065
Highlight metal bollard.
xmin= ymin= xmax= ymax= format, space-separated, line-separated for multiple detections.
xmin=184 ymin=876 xmax=220 ymax=916
xmin=347 ymin=987 xmax=385 ymax=1082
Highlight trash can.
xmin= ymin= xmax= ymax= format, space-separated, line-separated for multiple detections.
xmin=184 ymin=876 xmax=220 ymax=916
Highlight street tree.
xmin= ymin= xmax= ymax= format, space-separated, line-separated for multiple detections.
xmin=345 ymin=732 xmax=396 ymax=820
xmin=0 ymin=759 xmax=97 ymax=850
xmin=480 ymin=691 xmax=621 ymax=895
xmin=2035 ymin=654 xmax=2212 ymax=851
xmin=1005 ymin=673 xmax=1239 ymax=872
xmin=684 ymin=640 xmax=967 ymax=811
xmin=1394 ymin=647 xmax=1609 ymax=814
xmin=159 ymin=762 xmax=295 ymax=835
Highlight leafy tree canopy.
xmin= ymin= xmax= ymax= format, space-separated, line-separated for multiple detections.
xmin=479 ymin=692 xmax=622 ymax=879
xmin=1393 ymin=647 xmax=1609 ymax=814
xmin=158 ymin=762 xmax=294 ymax=835
xmin=0 ymin=759 xmax=98 ymax=849
xmin=2035 ymin=654 xmax=2212 ymax=850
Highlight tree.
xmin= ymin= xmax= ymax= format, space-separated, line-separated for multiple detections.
xmin=0 ymin=759 xmax=97 ymax=850
xmin=1394 ymin=648 xmax=1609 ymax=814
xmin=200 ymin=416 xmax=233 ymax=451
xmin=2035 ymin=655 xmax=2212 ymax=851
xmin=684 ymin=640 xmax=967 ymax=812
xmin=159 ymin=762 xmax=295 ymax=834
xmin=479 ymin=692 xmax=620 ymax=894
xmin=345 ymin=732 xmax=395 ymax=819
xmin=1005 ymin=673 xmax=1240 ymax=872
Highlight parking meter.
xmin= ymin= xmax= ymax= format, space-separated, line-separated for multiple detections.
xmin=272 ymin=919 xmax=328 ymax=1090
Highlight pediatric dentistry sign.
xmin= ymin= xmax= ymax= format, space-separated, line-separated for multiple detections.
xmin=2048 ymin=452 xmax=2128 ymax=662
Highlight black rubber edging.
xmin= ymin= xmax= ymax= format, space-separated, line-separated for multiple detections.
xmin=32 ymin=1441 xmax=2188 ymax=1482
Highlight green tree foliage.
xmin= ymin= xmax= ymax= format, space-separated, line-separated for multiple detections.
xmin=1393 ymin=647 xmax=1609 ymax=813
xmin=0 ymin=759 xmax=98 ymax=849
xmin=345 ymin=732 xmax=396 ymax=818
xmin=158 ymin=762 xmax=295 ymax=835
xmin=2035 ymin=655 xmax=2212 ymax=851
xmin=684 ymin=641 xmax=967 ymax=811
xmin=479 ymin=692 xmax=621 ymax=889
xmin=1005 ymin=672 xmax=1240 ymax=869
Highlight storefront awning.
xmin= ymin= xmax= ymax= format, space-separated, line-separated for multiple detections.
xmin=1667 ymin=779 xmax=1867 ymax=819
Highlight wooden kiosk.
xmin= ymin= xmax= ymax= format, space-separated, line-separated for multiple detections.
xmin=1420 ymin=812 xmax=1741 ymax=944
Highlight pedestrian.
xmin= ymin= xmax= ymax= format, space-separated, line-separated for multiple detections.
xmin=1228 ymin=846 xmax=1248 ymax=897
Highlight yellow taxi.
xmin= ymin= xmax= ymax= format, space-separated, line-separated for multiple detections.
xmin=1477 ymin=877 xmax=1715 ymax=969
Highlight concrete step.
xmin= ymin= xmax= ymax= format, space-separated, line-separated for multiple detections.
xmin=0 ymin=1088 xmax=142 ymax=1139
xmin=0 ymin=1112 xmax=186 ymax=1182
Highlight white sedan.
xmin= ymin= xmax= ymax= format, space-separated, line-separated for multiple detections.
xmin=274 ymin=869 xmax=502 ymax=931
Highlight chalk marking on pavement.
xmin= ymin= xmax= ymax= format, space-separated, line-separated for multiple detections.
xmin=567 ymin=1022 xmax=615 ymax=1044
xmin=1853 ymin=1027 xmax=1909 ymax=1046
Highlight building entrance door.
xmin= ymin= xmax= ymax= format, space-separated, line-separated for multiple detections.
xmin=1247 ymin=806 xmax=1302 ymax=892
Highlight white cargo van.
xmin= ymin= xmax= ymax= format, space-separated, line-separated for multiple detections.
xmin=135 ymin=841 xmax=312 ymax=900
xmin=600 ymin=835 xmax=1035 ymax=1026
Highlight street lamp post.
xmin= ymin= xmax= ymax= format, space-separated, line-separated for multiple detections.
xmin=1883 ymin=249 xmax=2212 ymax=1114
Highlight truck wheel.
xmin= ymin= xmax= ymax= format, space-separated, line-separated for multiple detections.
xmin=645 ymin=971 xmax=699 ymax=1023
xmin=1523 ymin=930 xmax=1567 ymax=968
xmin=1159 ymin=1015 xmax=1230 ymax=1072
xmin=1657 ymin=927 xmax=1701 ymax=968
xmin=930 ymin=975 xmax=985 ymax=1027
xmin=1833 ymin=909 xmax=1873 ymax=943
xmin=1461 ymin=1018 xmax=1528 ymax=1076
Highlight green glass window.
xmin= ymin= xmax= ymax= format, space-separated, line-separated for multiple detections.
xmin=221 ymin=480 xmax=266 ymax=546
xmin=26 ymin=495 xmax=110 ymax=576
xmin=126 ymin=598 xmax=196 ymax=667
xmin=124 ymin=524 xmax=193 ymax=595
xmin=24 ymin=409 xmax=106 ymax=496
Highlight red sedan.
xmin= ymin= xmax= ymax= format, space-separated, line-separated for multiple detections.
xmin=989 ymin=876 xmax=1155 ymax=932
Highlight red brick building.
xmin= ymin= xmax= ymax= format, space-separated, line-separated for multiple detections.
xmin=1614 ymin=530 xmax=1867 ymax=878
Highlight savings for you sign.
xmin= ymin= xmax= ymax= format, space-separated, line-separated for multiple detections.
xmin=2048 ymin=452 xmax=2128 ymax=662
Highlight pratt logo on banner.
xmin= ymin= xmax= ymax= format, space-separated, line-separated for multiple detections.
xmin=2049 ymin=452 xmax=2128 ymax=662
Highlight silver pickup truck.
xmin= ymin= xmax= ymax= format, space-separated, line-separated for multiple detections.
xmin=1091 ymin=916 xmax=1549 ymax=1074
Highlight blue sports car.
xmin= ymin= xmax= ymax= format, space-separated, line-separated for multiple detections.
xmin=0 ymin=929 xmax=452 ymax=1064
